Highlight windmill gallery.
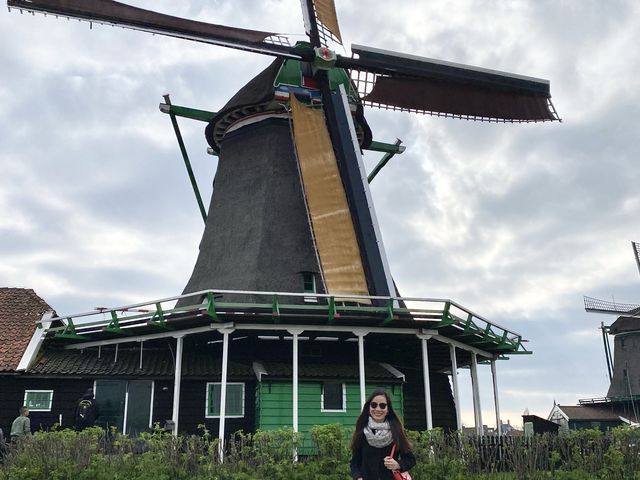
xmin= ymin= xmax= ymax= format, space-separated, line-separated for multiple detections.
xmin=1 ymin=0 xmax=559 ymax=452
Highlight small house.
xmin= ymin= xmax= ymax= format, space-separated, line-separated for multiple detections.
xmin=1 ymin=286 xmax=528 ymax=451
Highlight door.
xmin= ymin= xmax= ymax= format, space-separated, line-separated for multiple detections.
xmin=95 ymin=380 xmax=153 ymax=435
xmin=126 ymin=380 xmax=153 ymax=435
xmin=95 ymin=380 xmax=126 ymax=432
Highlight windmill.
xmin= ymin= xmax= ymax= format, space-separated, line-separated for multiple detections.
xmin=584 ymin=242 xmax=640 ymax=417
xmin=7 ymin=0 xmax=559 ymax=308
xmin=8 ymin=0 xmax=556 ymax=435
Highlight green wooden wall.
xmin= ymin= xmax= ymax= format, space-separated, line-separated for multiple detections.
xmin=257 ymin=381 xmax=403 ymax=451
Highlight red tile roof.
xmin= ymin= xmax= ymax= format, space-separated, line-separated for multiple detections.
xmin=0 ymin=288 xmax=53 ymax=372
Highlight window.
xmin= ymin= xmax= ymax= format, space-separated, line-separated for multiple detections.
xmin=302 ymin=272 xmax=316 ymax=293
xmin=24 ymin=390 xmax=54 ymax=412
xmin=206 ymin=383 xmax=245 ymax=418
xmin=321 ymin=383 xmax=346 ymax=412
xmin=301 ymin=272 xmax=318 ymax=303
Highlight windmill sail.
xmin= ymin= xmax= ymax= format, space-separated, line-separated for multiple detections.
xmin=584 ymin=296 xmax=640 ymax=316
xmin=344 ymin=44 xmax=559 ymax=122
xmin=633 ymin=241 xmax=640 ymax=276
xmin=312 ymin=0 xmax=343 ymax=44
xmin=7 ymin=0 xmax=297 ymax=58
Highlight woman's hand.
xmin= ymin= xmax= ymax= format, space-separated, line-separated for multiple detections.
xmin=383 ymin=456 xmax=400 ymax=471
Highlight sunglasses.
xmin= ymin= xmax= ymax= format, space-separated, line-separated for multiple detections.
xmin=369 ymin=402 xmax=387 ymax=410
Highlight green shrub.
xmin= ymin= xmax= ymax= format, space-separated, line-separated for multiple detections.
xmin=3 ymin=425 xmax=640 ymax=479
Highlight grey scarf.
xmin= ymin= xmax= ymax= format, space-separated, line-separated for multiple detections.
xmin=363 ymin=416 xmax=393 ymax=448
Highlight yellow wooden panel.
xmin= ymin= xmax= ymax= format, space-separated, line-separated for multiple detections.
xmin=291 ymin=97 xmax=369 ymax=301
xmin=314 ymin=0 xmax=342 ymax=43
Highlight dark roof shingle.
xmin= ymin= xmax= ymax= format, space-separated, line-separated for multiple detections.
xmin=558 ymin=405 xmax=625 ymax=421
xmin=28 ymin=347 xmax=254 ymax=378
xmin=0 ymin=288 xmax=53 ymax=372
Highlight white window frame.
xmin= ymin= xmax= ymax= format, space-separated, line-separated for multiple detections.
xmin=23 ymin=389 xmax=54 ymax=412
xmin=321 ymin=383 xmax=346 ymax=413
xmin=205 ymin=382 xmax=245 ymax=418
xmin=302 ymin=272 xmax=318 ymax=303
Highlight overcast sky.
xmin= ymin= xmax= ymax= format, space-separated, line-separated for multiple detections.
xmin=2 ymin=1 xmax=639 ymax=428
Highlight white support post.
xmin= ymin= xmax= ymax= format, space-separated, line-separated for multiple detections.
xmin=123 ymin=382 xmax=130 ymax=435
xmin=218 ymin=328 xmax=234 ymax=463
xmin=172 ymin=335 xmax=184 ymax=436
xmin=449 ymin=344 xmax=461 ymax=430
xmin=470 ymin=353 xmax=483 ymax=435
xmin=354 ymin=329 xmax=368 ymax=408
xmin=491 ymin=359 xmax=502 ymax=436
xmin=417 ymin=333 xmax=433 ymax=430
xmin=293 ymin=332 xmax=299 ymax=435
xmin=288 ymin=328 xmax=304 ymax=462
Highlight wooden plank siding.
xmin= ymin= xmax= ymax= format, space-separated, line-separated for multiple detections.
xmin=257 ymin=381 xmax=403 ymax=451
xmin=0 ymin=377 xmax=93 ymax=434
xmin=150 ymin=379 xmax=174 ymax=429
xmin=1 ymin=377 xmax=189 ymax=436
xmin=178 ymin=379 xmax=257 ymax=436
xmin=403 ymin=370 xmax=458 ymax=432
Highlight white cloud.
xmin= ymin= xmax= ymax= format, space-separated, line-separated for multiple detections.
xmin=2 ymin=0 xmax=639 ymax=427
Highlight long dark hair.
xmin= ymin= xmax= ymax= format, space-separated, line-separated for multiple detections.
xmin=350 ymin=388 xmax=411 ymax=454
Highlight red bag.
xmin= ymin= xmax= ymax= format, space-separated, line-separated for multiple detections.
xmin=389 ymin=444 xmax=412 ymax=480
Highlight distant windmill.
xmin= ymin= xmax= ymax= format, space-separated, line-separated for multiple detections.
xmin=584 ymin=241 xmax=640 ymax=405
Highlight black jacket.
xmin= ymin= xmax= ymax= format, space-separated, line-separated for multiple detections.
xmin=74 ymin=393 xmax=100 ymax=430
xmin=350 ymin=436 xmax=416 ymax=480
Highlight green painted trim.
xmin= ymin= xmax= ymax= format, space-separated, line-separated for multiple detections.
xmin=163 ymin=95 xmax=208 ymax=224
xmin=54 ymin=318 xmax=87 ymax=340
xmin=271 ymin=295 xmax=280 ymax=322
xmin=381 ymin=298 xmax=396 ymax=324
xmin=463 ymin=314 xmax=477 ymax=334
xmin=103 ymin=326 xmax=131 ymax=336
xmin=435 ymin=302 xmax=456 ymax=328
xmin=274 ymin=57 xmax=357 ymax=99
xmin=207 ymin=292 xmax=219 ymax=321
xmin=274 ymin=59 xmax=302 ymax=87
xmin=257 ymin=381 xmax=403 ymax=454
xmin=103 ymin=311 xmax=131 ymax=335
xmin=367 ymin=140 xmax=404 ymax=184
xmin=328 ymin=297 xmax=338 ymax=323
xmin=106 ymin=311 xmax=120 ymax=331
xmin=367 ymin=141 xmax=406 ymax=154
xmin=147 ymin=303 xmax=170 ymax=330
xmin=44 ymin=295 xmax=530 ymax=354
xmin=55 ymin=334 xmax=90 ymax=340
xmin=160 ymin=104 xmax=217 ymax=123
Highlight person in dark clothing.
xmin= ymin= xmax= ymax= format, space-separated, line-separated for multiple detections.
xmin=350 ymin=389 xmax=416 ymax=480
xmin=74 ymin=388 xmax=100 ymax=430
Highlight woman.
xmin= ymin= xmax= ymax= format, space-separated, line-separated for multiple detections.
xmin=350 ymin=389 xmax=416 ymax=480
